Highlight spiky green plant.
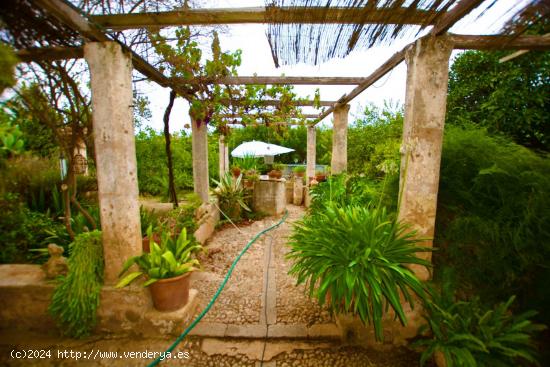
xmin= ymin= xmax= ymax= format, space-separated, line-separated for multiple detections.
xmin=417 ymin=294 xmax=546 ymax=367
xmin=212 ymin=172 xmax=251 ymax=221
xmin=287 ymin=203 xmax=431 ymax=341
xmin=49 ymin=230 xmax=104 ymax=338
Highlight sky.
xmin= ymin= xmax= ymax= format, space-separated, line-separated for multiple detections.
xmin=139 ymin=0 xmax=530 ymax=132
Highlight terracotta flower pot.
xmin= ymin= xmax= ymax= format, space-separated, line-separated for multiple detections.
xmin=148 ymin=273 xmax=191 ymax=312
xmin=142 ymin=233 xmax=162 ymax=253
xmin=315 ymin=174 xmax=327 ymax=182
xmin=268 ymin=170 xmax=282 ymax=179
xmin=231 ymin=167 xmax=241 ymax=178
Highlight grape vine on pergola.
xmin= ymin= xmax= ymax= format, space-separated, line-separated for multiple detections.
xmin=1 ymin=0 xmax=549 ymax=285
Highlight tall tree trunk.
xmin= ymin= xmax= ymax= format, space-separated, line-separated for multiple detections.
xmin=163 ymin=90 xmax=178 ymax=208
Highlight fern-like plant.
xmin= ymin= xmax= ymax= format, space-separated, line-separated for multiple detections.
xmin=287 ymin=203 xmax=431 ymax=341
xmin=49 ymin=230 xmax=104 ymax=338
xmin=417 ymin=294 xmax=546 ymax=367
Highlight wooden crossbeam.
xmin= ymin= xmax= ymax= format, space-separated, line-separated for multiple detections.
xmin=316 ymin=0 xmax=486 ymax=124
xmin=15 ymin=34 xmax=549 ymax=65
xmin=315 ymin=47 xmax=407 ymax=124
xmin=34 ymin=0 xmax=171 ymax=89
xmin=432 ymin=0 xmax=485 ymax=35
xmin=219 ymin=99 xmax=335 ymax=107
xmin=16 ymin=46 xmax=84 ymax=62
xmin=173 ymin=76 xmax=365 ymax=85
xmin=451 ymin=34 xmax=550 ymax=51
xmin=219 ymin=113 xmax=319 ymax=119
xmin=91 ymin=7 xmax=440 ymax=31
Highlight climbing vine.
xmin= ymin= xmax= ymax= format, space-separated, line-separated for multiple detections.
xmin=149 ymin=28 xmax=314 ymax=131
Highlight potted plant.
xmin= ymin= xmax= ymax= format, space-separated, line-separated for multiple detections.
xmin=315 ymin=170 xmax=327 ymax=182
xmin=293 ymin=166 xmax=306 ymax=178
xmin=231 ymin=163 xmax=241 ymax=178
xmin=116 ymin=226 xmax=202 ymax=312
xmin=268 ymin=163 xmax=285 ymax=179
xmin=243 ymin=169 xmax=259 ymax=189
xmin=213 ymin=173 xmax=251 ymax=221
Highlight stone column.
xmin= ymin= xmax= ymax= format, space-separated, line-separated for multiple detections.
xmin=398 ymin=35 xmax=453 ymax=281
xmin=219 ymin=134 xmax=229 ymax=179
xmin=84 ymin=42 xmax=141 ymax=285
xmin=306 ymin=125 xmax=316 ymax=181
xmin=192 ymin=117 xmax=209 ymax=203
xmin=331 ymin=104 xmax=350 ymax=174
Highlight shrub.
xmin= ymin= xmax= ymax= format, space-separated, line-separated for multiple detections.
xmin=0 ymin=155 xmax=62 ymax=214
xmin=417 ymin=292 xmax=546 ymax=366
xmin=435 ymin=125 xmax=550 ymax=323
xmin=0 ymin=193 xmax=66 ymax=264
xmin=309 ymin=174 xmax=398 ymax=213
xmin=287 ymin=203 xmax=430 ymax=341
xmin=49 ymin=230 xmax=104 ymax=338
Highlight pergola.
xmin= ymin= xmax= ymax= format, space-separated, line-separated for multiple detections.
xmin=3 ymin=0 xmax=550 ymax=285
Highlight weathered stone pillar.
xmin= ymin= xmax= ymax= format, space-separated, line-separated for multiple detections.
xmin=398 ymin=35 xmax=453 ymax=281
xmin=331 ymin=104 xmax=350 ymax=174
xmin=192 ymin=117 xmax=209 ymax=202
xmin=218 ymin=134 xmax=229 ymax=179
xmin=84 ymin=42 xmax=141 ymax=285
xmin=306 ymin=125 xmax=316 ymax=181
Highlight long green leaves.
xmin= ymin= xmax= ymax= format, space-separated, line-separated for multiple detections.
xmin=287 ymin=203 xmax=430 ymax=341
xmin=49 ymin=230 xmax=104 ymax=338
xmin=417 ymin=294 xmax=546 ymax=366
xmin=116 ymin=226 xmax=202 ymax=288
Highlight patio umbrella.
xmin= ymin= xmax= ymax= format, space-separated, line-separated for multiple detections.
xmin=231 ymin=140 xmax=294 ymax=158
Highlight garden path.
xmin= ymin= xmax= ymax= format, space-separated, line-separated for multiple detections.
xmin=0 ymin=205 xmax=425 ymax=366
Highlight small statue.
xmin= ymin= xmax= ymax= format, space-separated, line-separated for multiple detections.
xmin=42 ymin=244 xmax=69 ymax=279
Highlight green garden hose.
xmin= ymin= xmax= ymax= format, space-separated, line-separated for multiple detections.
xmin=146 ymin=210 xmax=289 ymax=367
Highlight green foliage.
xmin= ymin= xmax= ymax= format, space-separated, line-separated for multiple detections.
xmin=417 ymin=292 xmax=546 ymax=367
xmin=116 ymin=227 xmax=202 ymax=288
xmin=0 ymin=121 xmax=24 ymax=157
xmin=293 ymin=165 xmax=305 ymax=174
xmin=287 ymin=203 xmax=430 ymax=341
xmin=447 ymin=50 xmax=550 ymax=151
xmin=272 ymin=163 xmax=285 ymax=171
xmin=0 ymin=155 xmax=61 ymax=214
xmin=164 ymin=193 xmax=202 ymax=235
xmin=135 ymin=128 xmax=219 ymax=197
xmin=309 ymin=174 xmax=399 ymax=213
xmin=347 ymin=103 xmax=403 ymax=177
xmin=213 ymin=173 xmax=251 ymax=221
xmin=435 ymin=125 xmax=550 ymax=322
xmin=49 ymin=231 xmax=104 ymax=338
xmin=0 ymin=193 xmax=66 ymax=264
xmin=233 ymin=154 xmax=264 ymax=172
xmin=0 ymin=43 xmax=18 ymax=93
xmin=2 ymin=95 xmax=57 ymax=157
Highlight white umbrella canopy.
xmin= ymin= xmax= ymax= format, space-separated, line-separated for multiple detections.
xmin=231 ymin=140 xmax=294 ymax=158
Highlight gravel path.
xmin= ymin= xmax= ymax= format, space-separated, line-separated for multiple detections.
xmin=273 ymin=206 xmax=334 ymax=325
xmin=0 ymin=205 xmax=427 ymax=366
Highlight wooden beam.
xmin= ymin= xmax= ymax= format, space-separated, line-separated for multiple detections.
xmin=220 ymin=99 xmax=335 ymax=107
xmin=34 ymin=0 xmax=171 ymax=88
xmin=432 ymin=0 xmax=485 ymax=35
xmin=314 ymin=1 xmax=485 ymax=124
xmin=450 ymin=34 xmax=550 ymax=51
xmin=16 ymin=46 xmax=83 ymax=62
xmin=315 ymin=47 xmax=408 ymax=124
xmin=219 ymin=113 xmax=319 ymax=119
xmin=91 ymin=7 xmax=440 ymax=31
xmin=173 ymin=76 xmax=365 ymax=85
